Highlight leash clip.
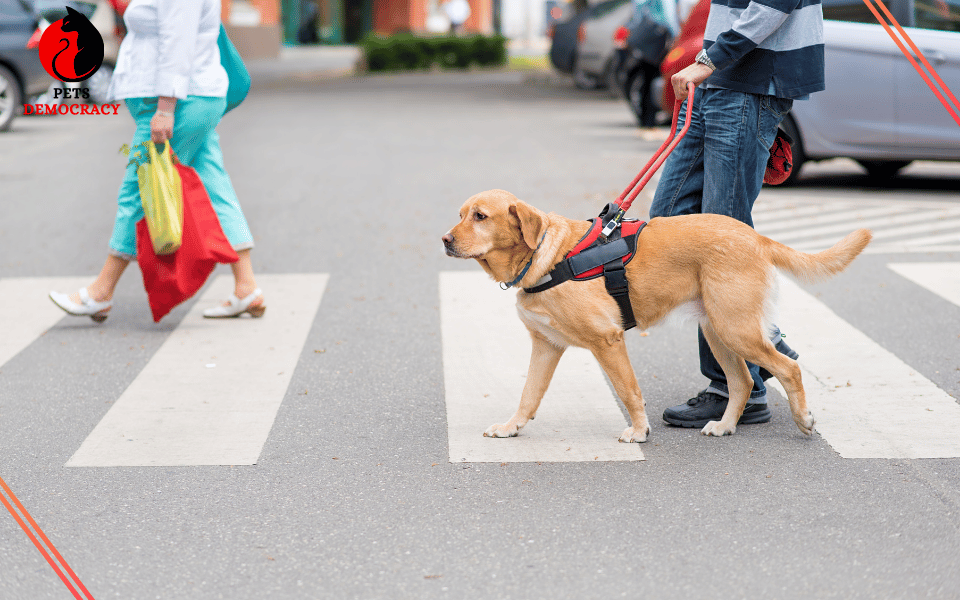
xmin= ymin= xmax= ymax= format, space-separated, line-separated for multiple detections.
xmin=600 ymin=207 xmax=626 ymax=239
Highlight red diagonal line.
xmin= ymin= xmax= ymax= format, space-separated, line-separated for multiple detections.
xmin=0 ymin=476 xmax=94 ymax=600
xmin=863 ymin=0 xmax=960 ymax=127
xmin=871 ymin=0 xmax=960 ymax=115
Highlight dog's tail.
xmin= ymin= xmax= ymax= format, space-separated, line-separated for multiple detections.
xmin=765 ymin=229 xmax=872 ymax=284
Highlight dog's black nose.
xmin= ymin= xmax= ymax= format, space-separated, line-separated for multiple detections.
xmin=442 ymin=233 xmax=454 ymax=245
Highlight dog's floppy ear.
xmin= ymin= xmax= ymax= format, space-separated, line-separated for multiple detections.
xmin=510 ymin=200 xmax=546 ymax=250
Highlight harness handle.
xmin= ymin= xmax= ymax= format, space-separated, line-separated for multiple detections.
xmin=601 ymin=84 xmax=695 ymax=238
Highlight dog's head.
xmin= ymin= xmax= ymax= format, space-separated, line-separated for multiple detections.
xmin=442 ymin=189 xmax=547 ymax=282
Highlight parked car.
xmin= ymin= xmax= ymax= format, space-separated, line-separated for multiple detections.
xmin=613 ymin=0 xmax=678 ymax=123
xmin=549 ymin=0 xmax=591 ymax=75
xmin=784 ymin=0 xmax=960 ymax=182
xmin=0 ymin=0 xmax=50 ymax=130
xmin=657 ymin=0 xmax=709 ymax=110
xmin=572 ymin=0 xmax=632 ymax=89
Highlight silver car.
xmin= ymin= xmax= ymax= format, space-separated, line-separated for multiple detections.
xmin=573 ymin=0 xmax=633 ymax=90
xmin=783 ymin=0 xmax=960 ymax=182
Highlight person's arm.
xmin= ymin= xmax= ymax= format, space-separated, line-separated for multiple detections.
xmin=671 ymin=0 xmax=797 ymax=102
xmin=151 ymin=0 xmax=203 ymax=142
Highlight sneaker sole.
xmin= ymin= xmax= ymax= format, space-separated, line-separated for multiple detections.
xmin=663 ymin=409 xmax=772 ymax=428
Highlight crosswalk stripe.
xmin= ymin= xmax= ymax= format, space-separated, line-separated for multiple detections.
xmin=753 ymin=201 xmax=859 ymax=224
xmin=65 ymin=273 xmax=328 ymax=467
xmin=766 ymin=277 xmax=960 ymax=459
xmin=887 ymin=262 xmax=960 ymax=307
xmin=756 ymin=204 xmax=916 ymax=235
xmin=764 ymin=207 xmax=960 ymax=245
xmin=0 ymin=277 xmax=92 ymax=369
xmin=439 ymin=272 xmax=643 ymax=463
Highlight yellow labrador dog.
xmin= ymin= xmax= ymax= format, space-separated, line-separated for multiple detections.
xmin=442 ymin=189 xmax=872 ymax=441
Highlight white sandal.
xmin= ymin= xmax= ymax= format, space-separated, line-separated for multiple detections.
xmin=202 ymin=288 xmax=266 ymax=318
xmin=49 ymin=288 xmax=112 ymax=323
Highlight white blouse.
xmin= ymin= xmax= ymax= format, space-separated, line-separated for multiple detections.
xmin=108 ymin=0 xmax=229 ymax=101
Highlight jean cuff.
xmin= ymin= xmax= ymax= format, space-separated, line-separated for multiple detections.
xmin=706 ymin=383 xmax=766 ymax=403
xmin=108 ymin=247 xmax=137 ymax=262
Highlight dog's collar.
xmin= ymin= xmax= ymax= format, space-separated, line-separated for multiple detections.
xmin=500 ymin=227 xmax=549 ymax=290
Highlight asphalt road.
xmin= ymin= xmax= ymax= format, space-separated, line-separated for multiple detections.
xmin=1 ymin=70 xmax=959 ymax=600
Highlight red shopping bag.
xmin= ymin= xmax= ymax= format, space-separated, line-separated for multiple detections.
xmin=137 ymin=162 xmax=239 ymax=322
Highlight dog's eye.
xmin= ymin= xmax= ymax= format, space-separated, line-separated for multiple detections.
xmin=475 ymin=212 xmax=487 ymax=221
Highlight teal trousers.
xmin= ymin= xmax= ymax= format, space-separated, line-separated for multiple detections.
xmin=109 ymin=96 xmax=253 ymax=259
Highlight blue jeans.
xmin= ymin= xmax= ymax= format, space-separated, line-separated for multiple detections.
xmin=650 ymin=87 xmax=793 ymax=400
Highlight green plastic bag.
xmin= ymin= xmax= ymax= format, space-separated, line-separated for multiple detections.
xmin=138 ymin=141 xmax=183 ymax=255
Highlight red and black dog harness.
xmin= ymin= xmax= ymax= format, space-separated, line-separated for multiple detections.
xmin=523 ymin=203 xmax=646 ymax=331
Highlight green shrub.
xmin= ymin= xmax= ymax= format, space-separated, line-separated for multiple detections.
xmin=361 ymin=34 xmax=508 ymax=72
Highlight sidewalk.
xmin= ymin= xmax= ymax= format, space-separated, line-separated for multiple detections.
xmin=246 ymin=45 xmax=363 ymax=87
xmin=245 ymin=38 xmax=552 ymax=87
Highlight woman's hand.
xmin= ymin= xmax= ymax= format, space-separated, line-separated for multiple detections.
xmin=150 ymin=96 xmax=178 ymax=144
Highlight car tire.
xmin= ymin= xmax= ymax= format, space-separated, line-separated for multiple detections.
xmin=625 ymin=69 xmax=646 ymax=125
xmin=778 ymin=114 xmax=805 ymax=186
xmin=573 ymin=59 xmax=600 ymax=90
xmin=856 ymin=160 xmax=911 ymax=179
xmin=0 ymin=64 xmax=23 ymax=132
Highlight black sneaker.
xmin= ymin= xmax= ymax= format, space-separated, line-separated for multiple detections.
xmin=662 ymin=390 xmax=772 ymax=428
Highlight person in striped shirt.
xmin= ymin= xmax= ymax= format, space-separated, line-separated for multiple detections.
xmin=650 ymin=0 xmax=824 ymax=429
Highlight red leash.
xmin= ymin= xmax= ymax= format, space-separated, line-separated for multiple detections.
xmin=0 ymin=475 xmax=95 ymax=600
xmin=601 ymin=85 xmax=696 ymax=237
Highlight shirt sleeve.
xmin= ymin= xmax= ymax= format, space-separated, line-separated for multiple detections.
xmin=155 ymin=0 xmax=204 ymax=99
xmin=705 ymin=0 xmax=794 ymax=70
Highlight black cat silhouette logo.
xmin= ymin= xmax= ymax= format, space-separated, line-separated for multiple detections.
xmin=38 ymin=6 xmax=104 ymax=82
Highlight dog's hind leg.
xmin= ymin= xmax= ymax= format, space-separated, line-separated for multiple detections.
xmin=737 ymin=341 xmax=814 ymax=435
xmin=699 ymin=321 xmax=754 ymax=437
xmin=590 ymin=338 xmax=650 ymax=443
xmin=485 ymin=332 xmax=564 ymax=438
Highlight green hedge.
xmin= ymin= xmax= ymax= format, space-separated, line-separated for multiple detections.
xmin=361 ymin=34 xmax=508 ymax=72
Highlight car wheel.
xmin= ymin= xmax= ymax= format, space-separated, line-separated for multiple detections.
xmin=573 ymin=59 xmax=600 ymax=90
xmin=603 ymin=59 xmax=619 ymax=97
xmin=0 ymin=64 xmax=23 ymax=132
xmin=84 ymin=63 xmax=114 ymax=105
xmin=625 ymin=69 xmax=646 ymax=125
xmin=778 ymin=114 xmax=805 ymax=186
xmin=856 ymin=160 xmax=911 ymax=179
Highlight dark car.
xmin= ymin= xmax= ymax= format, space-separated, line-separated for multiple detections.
xmin=0 ymin=0 xmax=49 ymax=130
xmin=550 ymin=0 xmax=631 ymax=88
xmin=549 ymin=0 xmax=590 ymax=74
xmin=613 ymin=0 xmax=675 ymax=124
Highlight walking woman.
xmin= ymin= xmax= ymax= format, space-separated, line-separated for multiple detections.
xmin=50 ymin=0 xmax=265 ymax=321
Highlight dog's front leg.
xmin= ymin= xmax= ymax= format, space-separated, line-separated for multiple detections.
xmin=485 ymin=332 xmax=564 ymax=438
xmin=590 ymin=337 xmax=650 ymax=443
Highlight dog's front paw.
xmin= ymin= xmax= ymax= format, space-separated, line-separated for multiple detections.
xmin=619 ymin=426 xmax=649 ymax=443
xmin=795 ymin=411 xmax=815 ymax=435
xmin=701 ymin=420 xmax=736 ymax=437
xmin=484 ymin=423 xmax=519 ymax=438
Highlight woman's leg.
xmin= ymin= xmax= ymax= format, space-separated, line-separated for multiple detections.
xmin=229 ymin=249 xmax=262 ymax=307
xmin=68 ymin=254 xmax=130 ymax=305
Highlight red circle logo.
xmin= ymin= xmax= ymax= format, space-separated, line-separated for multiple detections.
xmin=38 ymin=7 xmax=104 ymax=83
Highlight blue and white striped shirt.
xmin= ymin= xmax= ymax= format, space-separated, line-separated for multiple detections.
xmin=703 ymin=0 xmax=825 ymax=98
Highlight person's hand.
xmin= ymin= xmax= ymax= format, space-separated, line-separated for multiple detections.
xmin=671 ymin=62 xmax=714 ymax=105
xmin=150 ymin=111 xmax=174 ymax=144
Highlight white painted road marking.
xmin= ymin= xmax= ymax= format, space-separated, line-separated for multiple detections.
xmin=887 ymin=263 xmax=960 ymax=307
xmin=439 ymin=272 xmax=643 ymax=463
xmin=767 ymin=277 xmax=960 ymax=459
xmin=0 ymin=277 xmax=91 ymax=368
xmin=66 ymin=274 xmax=328 ymax=467
xmin=754 ymin=198 xmax=960 ymax=254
